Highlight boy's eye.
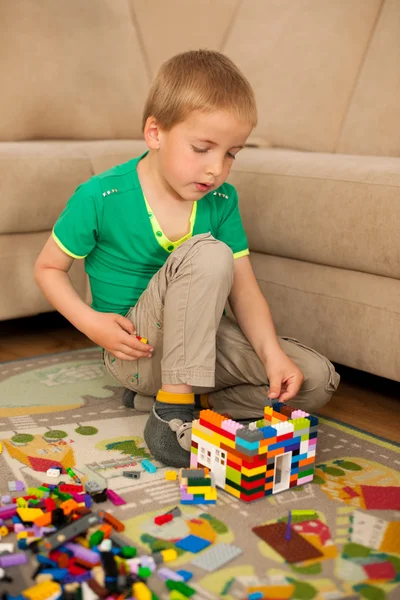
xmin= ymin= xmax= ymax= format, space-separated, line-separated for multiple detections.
xmin=192 ymin=146 xmax=209 ymax=153
xmin=191 ymin=145 xmax=236 ymax=160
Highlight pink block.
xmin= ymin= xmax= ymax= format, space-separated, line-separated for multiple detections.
xmin=106 ymin=489 xmax=126 ymax=506
xmin=291 ymin=410 xmax=310 ymax=418
xmin=297 ymin=474 xmax=314 ymax=485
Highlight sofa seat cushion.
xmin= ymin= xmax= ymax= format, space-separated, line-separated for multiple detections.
xmin=229 ymin=148 xmax=400 ymax=279
xmin=250 ymin=252 xmax=400 ymax=382
xmin=0 ymin=140 xmax=147 ymax=234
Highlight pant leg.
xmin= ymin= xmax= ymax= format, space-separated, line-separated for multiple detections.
xmin=205 ymin=316 xmax=340 ymax=419
xmin=104 ymin=234 xmax=234 ymax=393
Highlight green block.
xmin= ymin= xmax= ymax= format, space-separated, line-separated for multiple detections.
xmin=301 ymin=434 xmax=309 ymax=442
xmin=27 ymin=487 xmax=44 ymax=498
xmin=187 ymin=477 xmax=211 ymax=487
xmin=121 ymin=545 xmax=137 ymax=558
xmin=225 ymin=478 xmax=265 ymax=496
xmin=190 ymin=446 xmax=198 ymax=455
xmin=89 ymin=530 xmax=104 ymax=547
xmin=138 ymin=566 xmax=152 ymax=578
xmin=241 ymin=471 xmax=266 ymax=483
xmin=298 ymin=467 xmax=314 ymax=478
xmin=256 ymin=419 xmax=264 ymax=428
xmin=166 ymin=579 xmax=195 ymax=596
xmin=226 ymin=466 xmax=241 ymax=485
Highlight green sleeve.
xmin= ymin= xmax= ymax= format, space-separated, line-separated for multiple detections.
xmin=52 ymin=180 xmax=102 ymax=259
xmin=215 ymin=185 xmax=249 ymax=259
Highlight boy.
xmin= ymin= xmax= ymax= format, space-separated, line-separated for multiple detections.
xmin=34 ymin=50 xmax=340 ymax=468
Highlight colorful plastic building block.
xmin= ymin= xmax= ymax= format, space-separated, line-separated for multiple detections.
xmin=191 ymin=543 xmax=243 ymax=572
xmin=142 ymin=459 xmax=157 ymax=473
xmin=106 ymin=489 xmax=126 ymax=506
xmin=154 ymin=513 xmax=173 ymax=526
xmin=175 ymin=535 xmax=211 ymax=553
xmin=123 ymin=470 xmax=141 ymax=479
xmin=190 ymin=401 xmax=318 ymax=502
xmin=8 ymin=480 xmax=24 ymax=492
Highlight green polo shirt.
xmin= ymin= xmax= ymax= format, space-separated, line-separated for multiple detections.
xmin=53 ymin=151 xmax=249 ymax=315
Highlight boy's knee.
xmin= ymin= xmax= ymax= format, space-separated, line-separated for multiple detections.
xmin=191 ymin=235 xmax=234 ymax=280
xmin=292 ymin=356 xmax=340 ymax=413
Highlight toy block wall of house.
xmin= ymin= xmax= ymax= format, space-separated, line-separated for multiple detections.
xmin=190 ymin=402 xmax=318 ymax=503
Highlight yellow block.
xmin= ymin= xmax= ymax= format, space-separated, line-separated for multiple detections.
xmin=23 ymin=581 xmax=62 ymax=600
xmin=241 ymin=464 xmax=266 ymax=478
xmin=224 ymin=483 xmax=241 ymax=499
xmin=187 ymin=485 xmax=213 ymax=495
xmin=17 ymin=507 xmax=44 ymax=522
xmin=132 ymin=582 xmax=152 ymax=600
xmin=161 ymin=548 xmax=178 ymax=562
xmin=17 ymin=531 xmax=28 ymax=539
xmin=204 ymin=488 xmax=217 ymax=501
xmin=165 ymin=470 xmax=177 ymax=481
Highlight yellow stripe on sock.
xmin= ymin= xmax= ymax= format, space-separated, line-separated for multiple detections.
xmin=156 ymin=390 xmax=195 ymax=405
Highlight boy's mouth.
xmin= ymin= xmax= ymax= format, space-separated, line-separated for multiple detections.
xmin=194 ymin=182 xmax=213 ymax=192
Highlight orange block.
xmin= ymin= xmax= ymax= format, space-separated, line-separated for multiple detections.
xmin=60 ymin=499 xmax=79 ymax=515
xmin=265 ymin=480 xmax=274 ymax=490
xmin=290 ymin=473 xmax=298 ymax=482
xmin=298 ymin=456 xmax=315 ymax=468
xmin=34 ymin=512 xmax=52 ymax=527
xmin=268 ymin=447 xmax=284 ymax=459
xmin=99 ymin=523 xmax=113 ymax=539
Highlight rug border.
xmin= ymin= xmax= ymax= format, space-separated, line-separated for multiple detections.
xmin=1 ymin=348 xmax=399 ymax=452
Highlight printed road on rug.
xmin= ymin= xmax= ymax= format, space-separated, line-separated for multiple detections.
xmin=0 ymin=348 xmax=399 ymax=599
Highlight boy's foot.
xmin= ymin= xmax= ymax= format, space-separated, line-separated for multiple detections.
xmin=144 ymin=405 xmax=192 ymax=468
xmin=122 ymin=389 xmax=154 ymax=412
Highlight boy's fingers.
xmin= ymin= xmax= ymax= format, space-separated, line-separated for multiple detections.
xmin=119 ymin=342 xmax=152 ymax=359
xmin=120 ymin=331 xmax=153 ymax=352
xmin=267 ymin=376 xmax=282 ymax=400
xmin=116 ymin=315 xmax=136 ymax=335
xmin=112 ymin=350 xmax=137 ymax=362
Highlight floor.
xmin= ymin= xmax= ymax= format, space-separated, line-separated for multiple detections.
xmin=0 ymin=312 xmax=399 ymax=444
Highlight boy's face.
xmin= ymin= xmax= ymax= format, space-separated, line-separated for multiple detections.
xmin=153 ymin=110 xmax=252 ymax=200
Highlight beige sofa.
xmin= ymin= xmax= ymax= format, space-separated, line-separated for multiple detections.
xmin=1 ymin=0 xmax=399 ymax=382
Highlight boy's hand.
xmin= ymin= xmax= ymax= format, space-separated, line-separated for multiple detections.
xmin=264 ymin=349 xmax=304 ymax=402
xmin=84 ymin=312 xmax=154 ymax=361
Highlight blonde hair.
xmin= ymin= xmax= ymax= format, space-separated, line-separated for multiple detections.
xmin=142 ymin=49 xmax=258 ymax=131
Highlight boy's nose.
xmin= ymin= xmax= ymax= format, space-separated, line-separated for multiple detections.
xmin=206 ymin=160 xmax=223 ymax=178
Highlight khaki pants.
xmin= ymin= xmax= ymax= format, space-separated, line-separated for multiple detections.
xmin=104 ymin=234 xmax=340 ymax=419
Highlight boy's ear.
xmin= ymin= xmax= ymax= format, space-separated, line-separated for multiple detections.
xmin=143 ymin=116 xmax=162 ymax=149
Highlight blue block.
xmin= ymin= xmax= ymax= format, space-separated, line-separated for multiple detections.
xmin=176 ymin=569 xmax=193 ymax=582
xmin=272 ymin=402 xmax=284 ymax=413
xmin=291 ymin=452 xmax=308 ymax=464
xmin=291 ymin=466 xmax=299 ymax=474
xmin=37 ymin=555 xmax=58 ymax=567
xmin=309 ymin=431 xmax=318 ymax=440
xmin=41 ymin=567 xmax=69 ymax=581
xmin=235 ymin=437 xmax=260 ymax=451
xmin=260 ymin=425 xmax=278 ymax=439
xmin=248 ymin=593 xmax=264 ymax=600
xmin=175 ymin=534 xmax=211 ymax=553
xmin=306 ymin=415 xmax=319 ymax=426
xmin=265 ymin=475 xmax=274 ymax=484
xmin=142 ymin=459 xmax=157 ymax=473
xmin=265 ymin=488 xmax=273 ymax=496
xmin=12 ymin=516 xmax=22 ymax=524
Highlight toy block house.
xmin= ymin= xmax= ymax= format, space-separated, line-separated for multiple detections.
xmin=190 ymin=402 xmax=318 ymax=503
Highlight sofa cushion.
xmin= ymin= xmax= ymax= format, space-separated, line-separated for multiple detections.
xmin=0 ymin=140 xmax=147 ymax=234
xmin=229 ymin=148 xmax=400 ymax=279
xmin=0 ymin=0 xmax=149 ymax=141
xmin=0 ymin=232 xmax=87 ymax=321
xmin=337 ymin=0 xmax=400 ymax=157
xmin=251 ymin=252 xmax=400 ymax=382
xmin=223 ymin=0 xmax=382 ymax=152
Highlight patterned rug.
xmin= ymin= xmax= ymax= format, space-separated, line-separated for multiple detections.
xmin=0 ymin=348 xmax=399 ymax=599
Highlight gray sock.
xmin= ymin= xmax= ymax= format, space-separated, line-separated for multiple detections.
xmin=154 ymin=400 xmax=194 ymax=423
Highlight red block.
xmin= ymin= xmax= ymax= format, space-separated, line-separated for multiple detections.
xmin=240 ymin=489 xmax=265 ymax=503
xmin=199 ymin=417 xmax=236 ymax=441
xmin=154 ymin=513 xmax=173 ymax=526
xmin=45 ymin=498 xmax=57 ymax=512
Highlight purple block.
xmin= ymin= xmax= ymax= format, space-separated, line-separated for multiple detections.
xmin=157 ymin=567 xmax=184 ymax=581
xmin=15 ymin=481 xmax=25 ymax=491
xmin=65 ymin=542 xmax=100 ymax=565
xmin=1 ymin=495 xmax=12 ymax=505
xmin=0 ymin=506 xmax=17 ymax=519
xmin=84 ymin=494 xmax=92 ymax=508
xmin=180 ymin=489 xmax=194 ymax=501
xmin=106 ymin=489 xmax=126 ymax=506
xmin=0 ymin=552 xmax=28 ymax=568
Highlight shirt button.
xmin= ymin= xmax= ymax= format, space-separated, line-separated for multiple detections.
xmin=156 ymin=231 xmax=162 ymax=237
xmin=167 ymin=245 xmax=174 ymax=251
